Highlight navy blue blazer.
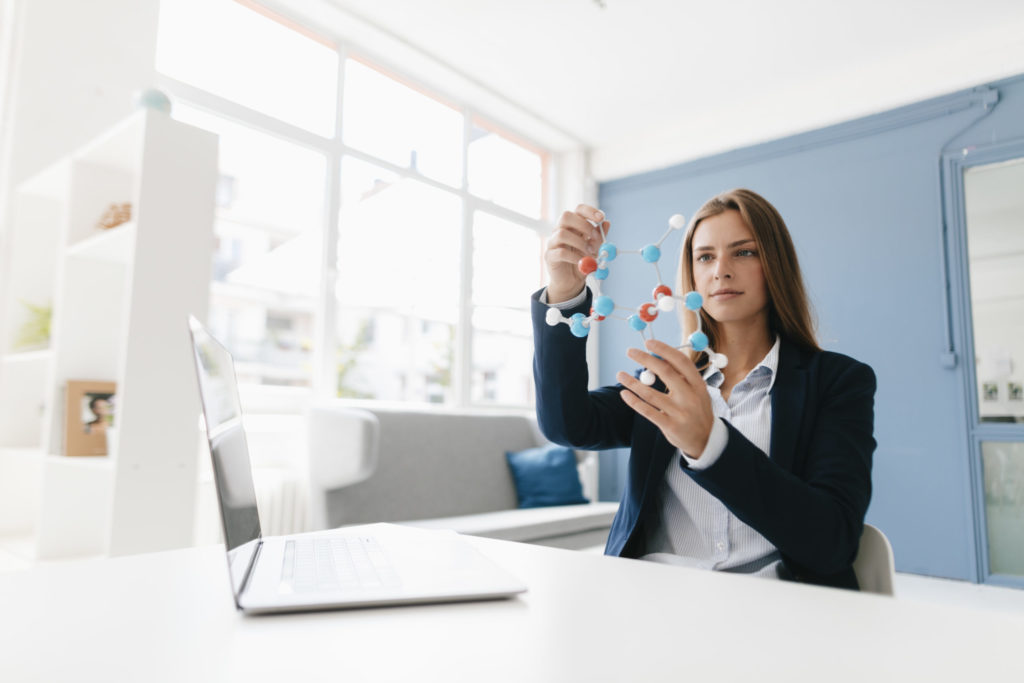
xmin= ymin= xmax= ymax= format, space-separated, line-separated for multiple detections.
xmin=532 ymin=289 xmax=877 ymax=590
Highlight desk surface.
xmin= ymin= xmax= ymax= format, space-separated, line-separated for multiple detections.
xmin=2 ymin=524 xmax=1022 ymax=682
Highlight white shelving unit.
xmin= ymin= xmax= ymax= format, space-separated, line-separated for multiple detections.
xmin=0 ymin=109 xmax=217 ymax=560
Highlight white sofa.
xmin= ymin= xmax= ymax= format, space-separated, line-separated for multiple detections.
xmin=306 ymin=403 xmax=619 ymax=550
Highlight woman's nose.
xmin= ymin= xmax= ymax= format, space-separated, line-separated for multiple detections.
xmin=713 ymin=260 xmax=732 ymax=279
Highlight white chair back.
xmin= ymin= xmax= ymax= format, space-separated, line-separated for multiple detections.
xmin=853 ymin=523 xmax=895 ymax=596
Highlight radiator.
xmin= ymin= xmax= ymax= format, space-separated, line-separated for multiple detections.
xmin=253 ymin=468 xmax=310 ymax=536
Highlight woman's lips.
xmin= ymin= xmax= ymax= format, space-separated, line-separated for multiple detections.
xmin=711 ymin=289 xmax=741 ymax=300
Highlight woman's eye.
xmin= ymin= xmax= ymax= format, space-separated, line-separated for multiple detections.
xmin=737 ymin=249 xmax=757 ymax=257
xmin=696 ymin=254 xmax=713 ymax=263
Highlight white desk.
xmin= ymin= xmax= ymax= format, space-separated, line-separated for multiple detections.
xmin=2 ymin=524 xmax=1022 ymax=682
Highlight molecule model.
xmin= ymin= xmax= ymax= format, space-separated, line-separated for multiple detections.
xmin=545 ymin=213 xmax=728 ymax=386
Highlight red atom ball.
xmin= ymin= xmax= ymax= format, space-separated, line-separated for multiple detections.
xmin=638 ymin=303 xmax=658 ymax=323
xmin=589 ymin=306 xmax=606 ymax=322
xmin=653 ymin=284 xmax=672 ymax=300
xmin=578 ymin=256 xmax=598 ymax=275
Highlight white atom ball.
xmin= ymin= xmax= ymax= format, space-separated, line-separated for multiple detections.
xmin=657 ymin=296 xmax=675 ymax=312
xmin=712 ymin=352 xmax=729 ymax=369
xmin=669 ymin=214 xmax=686 ymax=230
xmin=640 ymin=369 xmax=656 ymax=386
xmin=545 ymin=308 xmax=563 ymax=326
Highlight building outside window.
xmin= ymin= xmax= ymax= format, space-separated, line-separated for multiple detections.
xmin=155 ymin=0 xmax=553 ymax=409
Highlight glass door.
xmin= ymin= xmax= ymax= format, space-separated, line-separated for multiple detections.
xmin=956 ymin=150 xmax=1024 ymax=587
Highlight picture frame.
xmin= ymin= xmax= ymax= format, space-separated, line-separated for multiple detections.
xmin=64 ymin=380 xmax=117 ymax=456
xmin=982 ymin=382 xmax=999 ymax=402
xmin=1009 ymin=382 xmax=1023 ymax=402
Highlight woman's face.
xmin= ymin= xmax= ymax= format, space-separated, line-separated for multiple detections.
xmin=690 ymin=209 xmax=770 ymax=328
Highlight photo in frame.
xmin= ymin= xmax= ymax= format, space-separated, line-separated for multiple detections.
xmin=1009 ymin=382 xmax=1023 ymax=402
xmin=64 ymin=380 xmax=117 ymax=456
xmin=982 ymin=382 xmax=999 ymax=402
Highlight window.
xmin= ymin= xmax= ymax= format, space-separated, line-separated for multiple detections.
xmin=343 ymin=60 xmax=463 ymax=188
xmin=469 ymin=121 xmax=546 ymax=219
xmin=156 ymin=0 xmax=338 ymax=136
xmin=156 ymin=0 xmax=553 ymax=408
xmin=471 ymin=212 xmax=543 ymax=405
xmin=172 ymin=103 xmax=326 ymax=388
xmin=335 ymin=157 xmax=462 ymax=403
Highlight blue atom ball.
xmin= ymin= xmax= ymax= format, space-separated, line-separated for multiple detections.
xmin=569 ymin=313 xmax=589 ymax=338
xmin=628 ymin=314 xmax=647 ymax=331
xmin=641 ymin=244 xmax=661 ymax=263
xmin=594 ymin=267 xmax=609 ymax=280
xmin=684 ymin=291 xmax=703 ymax=310
xmin=599 ymin=243 xmax=617 ymax=261
xmin=689 ymin=331 xmax=709 ymax=352
xmin=594 ymin=295 xmax=615 ymax=317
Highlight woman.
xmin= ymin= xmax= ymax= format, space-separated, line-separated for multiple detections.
xmin=532 ymin=189 xmax=876 ymax=589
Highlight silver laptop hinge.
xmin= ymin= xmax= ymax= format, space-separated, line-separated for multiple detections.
xmin=238 ymin=539 xmax=263 ymax=602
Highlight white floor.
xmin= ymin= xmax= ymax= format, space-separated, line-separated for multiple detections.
xmin=2 ymin=536 xmax=1023 ymax=614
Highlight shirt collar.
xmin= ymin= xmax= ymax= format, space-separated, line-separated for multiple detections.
xmin=703 ymin=335 xmax=781 ymax=391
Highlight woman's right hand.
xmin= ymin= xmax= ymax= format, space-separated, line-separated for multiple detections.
xmin=544 ymin=204 xmax=609 ymax=304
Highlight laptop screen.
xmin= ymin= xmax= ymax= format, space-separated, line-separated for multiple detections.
xmin=188 ymin=317 xmax=262 ymax=596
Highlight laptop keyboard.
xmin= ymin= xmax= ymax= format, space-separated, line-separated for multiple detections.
xmin=281 ymin=536 xmax=401 ymax=594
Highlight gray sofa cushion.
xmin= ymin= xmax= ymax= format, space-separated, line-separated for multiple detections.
xmin=326 ymin=408 xmax=548 ymax=527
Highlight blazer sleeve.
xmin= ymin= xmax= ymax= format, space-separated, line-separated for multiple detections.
xmin=531 ymin=289 xmax=635 ymax=450
xmin=683 ymin=356 xmax=876 ymax=578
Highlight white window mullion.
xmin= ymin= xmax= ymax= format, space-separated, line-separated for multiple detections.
xmin=155 ymin=74 xmax=329 ymax=152
xmin=313 ymin=45 xmax=348 ymax=399
xmin=465 ymin=195 xmax=550 ymax=237
xmin=455 ymin=108 xmax=474 ymax=407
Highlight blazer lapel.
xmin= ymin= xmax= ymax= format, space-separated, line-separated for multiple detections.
xmin=770 ymin=339 xmax=807 ymax=473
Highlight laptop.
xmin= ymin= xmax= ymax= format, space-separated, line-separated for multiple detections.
xmin=187 ymin=316 xmax=526 ymax=614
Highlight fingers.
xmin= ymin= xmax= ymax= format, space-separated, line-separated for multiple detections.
xmin=638 ymin=339 xmax=705 ymax=389
xmin=618 ymin=384 xmax=668 ymax=429
xmin=574 ymin=204 xmax=605 ymax=225
xmin=625 ymin=347 xmax=693 ymax=396
xmin=559 ymin=207 xmax=610 ymax=242
xmin=546 ymin=225 xmax=592 ymax=262
xmin=616 ymin=370 xmax=669 ymax=412
xmin=543 ymin=205 xmax=610 ymax=300
xmin=546 ymin=206 xmax=610 ymax=267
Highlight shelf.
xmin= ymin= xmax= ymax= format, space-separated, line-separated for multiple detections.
xmin=0 ymin=109 xmax=217 ymax=559
xmin=1 ymin=348 xmax=53 ymax=364
xmin=0 ymin=533 xmax=36 ymax=568
xmin=65 ymin=222 xmax=136 ymax=263
xmin=74 ymin=109 xmax=146 ymax=174
xmin=0 ymin=447 xmax=44 ymax=460
xmin=16 ymin=159 xmax=70 ymax=200
xmin=44 ymin=454 xmax=114 ymax=472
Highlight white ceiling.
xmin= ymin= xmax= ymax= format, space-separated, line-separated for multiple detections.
xmin=290 ymin=0 xmax=1024 ymax=182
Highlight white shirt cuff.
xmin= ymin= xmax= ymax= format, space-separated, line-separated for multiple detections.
xmin=540 ymin=286 xmax=588 ymax=310
xmin=681 ymin=418 xmax=728 ymax=471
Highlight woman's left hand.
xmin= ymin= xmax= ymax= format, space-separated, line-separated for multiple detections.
xmin=616 ymin=340 xmax=716 ymax=458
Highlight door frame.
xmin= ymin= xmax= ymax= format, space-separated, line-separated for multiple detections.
xmin=943 ymin=137 xmax=1024 ymax=588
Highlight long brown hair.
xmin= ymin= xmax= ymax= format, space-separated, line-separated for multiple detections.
xmin=677 ymin=188 xmax=820 ymax=363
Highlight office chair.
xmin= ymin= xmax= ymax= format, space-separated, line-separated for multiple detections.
xmin=853 ymin=523 xmax=896 ymax=596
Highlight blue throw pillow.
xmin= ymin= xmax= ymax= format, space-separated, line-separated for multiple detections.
xmin=506 ymin=445 xmax=589 ymax=509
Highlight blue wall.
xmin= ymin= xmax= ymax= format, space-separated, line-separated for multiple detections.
xmin=595 ymin=74 xmax=1024 ymax=580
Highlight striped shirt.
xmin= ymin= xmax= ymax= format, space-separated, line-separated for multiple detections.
xmin=642 ymin=336 xmax=783 ymax=578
